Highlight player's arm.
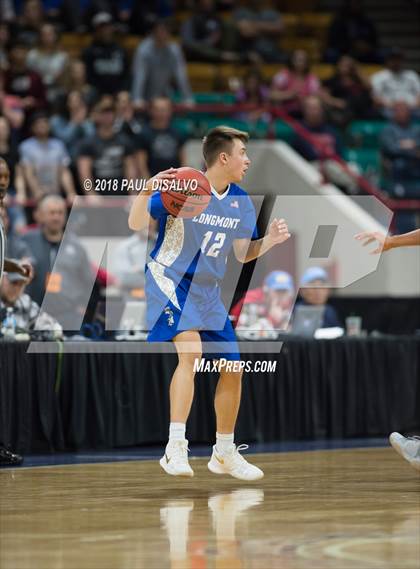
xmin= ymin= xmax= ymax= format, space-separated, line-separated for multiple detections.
xmin=233 ymin=218 xmax=290 ymax=263
xmin=128 ymin=167 xmax=177 ymax=231
xmin=355 ymin=229 xmax=420 ymax=253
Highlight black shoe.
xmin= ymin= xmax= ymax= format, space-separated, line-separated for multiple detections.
xmin=0 ymin=445 xmax=23 ymax=466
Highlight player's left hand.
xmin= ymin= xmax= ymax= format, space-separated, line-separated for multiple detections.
xmin=354 ymin=231 xmax=390 ymax=254
xmin=268 ymin=218 xmax=290 ymax=245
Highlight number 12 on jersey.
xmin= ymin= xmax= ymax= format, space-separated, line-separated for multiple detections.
xmin=201 ymin=231 xmax=226 ymax=258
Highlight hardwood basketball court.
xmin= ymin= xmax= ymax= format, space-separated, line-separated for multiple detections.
xmin=1 ymin=446 xmax=419 ymax=568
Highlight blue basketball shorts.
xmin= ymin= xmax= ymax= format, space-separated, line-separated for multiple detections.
xmin=145 ymin=264 xmax=240 ymax=361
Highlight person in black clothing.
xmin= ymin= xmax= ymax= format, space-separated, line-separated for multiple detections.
xmin=2 ymin=41 xmax=47 ymax=128
xmin=136 ymin=97 xmax=187 ymax=178
xmin=181 ymin=0 xmax=241 ymax=63
xmin=82 ymin=12 xmax=129 ymax=95
xmin=0 ymin=158 xmax=32 ymax=467
xmin=321 ymin=55 xmax=375 ymax=126
xmin=115 ymin=90 xmax=144 ymax=140
xmin=77 ymin=95 xmax=137 ymax=195
xmin=325 ymin=0 xmax=381 ymax=64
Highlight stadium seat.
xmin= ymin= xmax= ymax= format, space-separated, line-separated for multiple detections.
xmin=274 ymin=120 xmax=294 ymax=142
xmin=193 ymin=93 xmax=236 ymax=105
xmin=171 ymin=117 xmax=197 ymax=138
xmin=345 ymin=148 xmax=381 ymax=175
xmin=348 ymin=121 xmax=386 ymax=148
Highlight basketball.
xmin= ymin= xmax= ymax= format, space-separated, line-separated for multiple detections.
xmin=160 ymin=167 xmax=211 ymax=218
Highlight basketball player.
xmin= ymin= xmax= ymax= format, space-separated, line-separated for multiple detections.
xmin=129 ymin=127 xmax=290 ymax=479
xmin=356 ymin=228 xmax=420 ymax=471
xmin=0 ymin=158 xmax=32 ymax=467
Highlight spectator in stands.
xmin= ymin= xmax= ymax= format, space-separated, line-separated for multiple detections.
xmin=0 ymin=207 xmax=31 ymax=259
xmin=0 ymin=271 xmax=62 ymax=335
xmin=77 ymin=96 xmax=136 ymax=195
xmin=296 ymin=267 xmax=341 ymax=328
xmin=82 ymin=12 xmax=129 ymax=96
xmin=131 ymin=19 xmax=194 ymax=110
xmin=181 ymin=0 xmax=240 ymax=63
xmin=321 ymin=55 xmax=374 ymax=126
xmin=22 ymin=195 xmax=93 ymax=327
xmin=233 ymin=0 xmax=284 ymax=63
xmin=19 ymin=112 xmax=76 ymax=203
xmin=380 ymin=101 xmax=420 ymax=193
xmin=50 ymin=90 xmax=95 ymax=164
xmin=371 ymin=49 xmax=420 ymax=118
xmin=292 ymin=96 xmax=359 ymax=194
xmin=136 ymin=97 xmax=187 ymax=178
xmin=115 ymin=90 xmax=144 ymax=140
xmin=231 ymin=270 xmax=295 ymax=332
xmin=62 ymin=59 xmax=97 ymax=108
xmin=0 ymin=0 xmax=15 ymax=23
xmin=0 ymin=116 xmax=27 ymax=231
xmin=0 ymin=23 xmax=11 ymax=71
xmin=26 ymin=23 xmax=68 ymax=103
xmin=112 ymin=227 xmax=155 ymax=293
xmin=1 ymin=41 xmax=46 ymax=126
xmin=234 ymin=68 xmax=270 ymax=123
xmin=16 ymin=0 xmax=45 ymax=47
xmin=271 ymin=50 xmax=320 ymax=118
xmin=325 ymin=0 xmax=380 ymax=64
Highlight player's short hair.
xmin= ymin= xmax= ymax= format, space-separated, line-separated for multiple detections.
xmin=202 ymin=126 xmax=249 ymax=167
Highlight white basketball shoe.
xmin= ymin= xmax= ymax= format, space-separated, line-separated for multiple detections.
xmin=207 ymin=444 xmax=264 ymax=481
xmin=160 ymin=440 xmax=194 ymax=477
xmin=389 ymin=432 xmax=420 ymax=471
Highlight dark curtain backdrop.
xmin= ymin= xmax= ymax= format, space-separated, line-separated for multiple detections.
xmin=0 ymin=337 xmax=419 ymax=453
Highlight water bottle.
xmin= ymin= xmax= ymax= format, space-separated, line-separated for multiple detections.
xmin=2 ymin=307 xmax=17 ymax=340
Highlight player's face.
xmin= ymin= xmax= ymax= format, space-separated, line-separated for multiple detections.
xmin=225 ymin=139 xmax=250 ymax=183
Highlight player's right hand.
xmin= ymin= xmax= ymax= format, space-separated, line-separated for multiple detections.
xmin=146 ymin=167 xmax=178 ymax=192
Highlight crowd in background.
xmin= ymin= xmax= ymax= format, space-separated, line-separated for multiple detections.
xmin=0 ymin=0 xmax=419 ymax=336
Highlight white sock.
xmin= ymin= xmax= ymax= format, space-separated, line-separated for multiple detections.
xmin=216 ymin=432 xmax=235 ymax=454
xmin=168 ymin=422 xmax=186 ymax=442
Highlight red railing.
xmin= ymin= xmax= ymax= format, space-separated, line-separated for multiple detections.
xmin=174 ymin=102 xmax=420 ymax=212
xmin=6 ymin=102 xmax=420 ymax=216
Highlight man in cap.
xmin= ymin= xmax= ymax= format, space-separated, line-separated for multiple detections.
xmin=0 ymin=271 xmax=61 ymax=335
xmin=297 ymin=266 xmax=341 ymax=328
xmin=82 ymin=12 xmax=129 ymax=95
xmin=231 ymin=270 xmax=295 ymax=331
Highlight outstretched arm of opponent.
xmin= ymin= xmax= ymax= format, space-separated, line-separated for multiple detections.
xmin=355 ymin=229 xmax=420 ymax=254
xmin=233 ymin=218 xmax=290 ymax=263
